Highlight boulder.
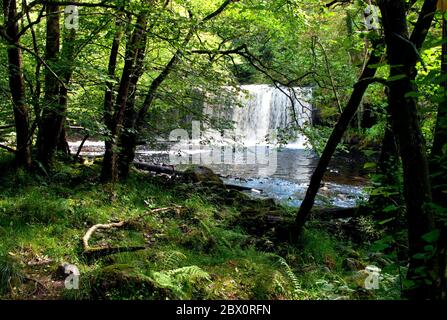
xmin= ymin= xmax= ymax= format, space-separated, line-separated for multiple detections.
xmin=183 ymin=166 xmax=223 ymax=185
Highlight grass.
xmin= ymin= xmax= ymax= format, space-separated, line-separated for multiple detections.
xmin=0 ymin=152 xmax=401 ymax=300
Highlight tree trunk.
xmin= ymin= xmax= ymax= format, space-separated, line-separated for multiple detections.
xmin=37 ymin=4 xmax=61 ymax=168
xmin=101 ymin=14 xmax=147 ymax=182
xmin=379 ymin=0 xmax=437 ymax=299
xmin=117 ymin=32 xmax=147 ymax=180
xmin=108 ymin=0 xmax=238 ymax=181
xmin=57 ymin=126 xmax=70 ymax=156
xmin=431 ymin=9 xmax=447 ymax=300
xmin=2 ymin=0 xmax=32 ymax=167
xmin=114 ymin=28 xmax=195 ymax=180
xmin=377 ymin=120 xmax=399 ymax=185
xmin=294 ymin=44 xmax=381 ymax=234
xmin=56 ymin=11 xmax=78 ymax=157
xmin=100 ymin=18 xmax=124 ymax=183
xmin=432 ymin=18 xmax=447 ymax=166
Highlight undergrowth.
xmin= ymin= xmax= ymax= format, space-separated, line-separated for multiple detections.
xmin=0 ymin=153 xmax=401 ymax=300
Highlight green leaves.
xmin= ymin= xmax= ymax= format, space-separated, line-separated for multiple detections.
xmin=422 ymin=229 xmax=441 ymax=243
xmin=378 ymin=217 xmax=396 ymax=225
xmin=363 ymin=162 xmax=377 ymax=169
xmin=370 ymin=236 xmax=393 ymax=252
xmin=387 ymin=74 xmax=407 ymax=82
xmin=404 ymin=91 xmax=423 ymax=98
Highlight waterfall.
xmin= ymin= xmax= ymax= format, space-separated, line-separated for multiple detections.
xmin=204 ymin=84 xmax=312 ymax=148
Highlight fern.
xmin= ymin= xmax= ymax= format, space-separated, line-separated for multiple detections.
xmin=278 ymin=257 xmax=302 ymax=298
xmin=268 ymin=254 xmax=303 ymax=299
xmin=199 ymin=221 xmax=231 ymax=248
xmin=165 ymin=265 xmax=211 ymax=282
xmin=150 ymin=265 xmax=210 ymax=299
xmin=156 ymin=250 xmax=186 ymax=270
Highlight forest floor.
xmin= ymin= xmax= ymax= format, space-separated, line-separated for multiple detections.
xmin=0 ymin=154 xmax=401 ymax=300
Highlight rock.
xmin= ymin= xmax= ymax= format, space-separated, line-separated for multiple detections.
xmin=91 ymin=264 xmax=159 ymax=299
xmin=346 ymin=269 xmax=369 ymax=288
xmin=342 ymin=258 xmax=366 ymax=271
xmin=183 ymin=166 xmax=223 ymax=185
xmin=226 ymin=189 xmax=251 ymax=200
xmin=259 ymin=198 xmax=277 ymax=208
xmin=236 ymin=204 xmax=294 ymax=241
xmin=322 ymin=266 xmax=332 ymax=273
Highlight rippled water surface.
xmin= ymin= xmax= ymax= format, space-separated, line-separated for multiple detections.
xmin=135 ymin=146 xmax=368 ymax=208
xmin=69 ymin=141 xmax=368 ymax=208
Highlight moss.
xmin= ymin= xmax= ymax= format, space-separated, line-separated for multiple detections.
xmin=89 ymin=264 xmax=160 ymax=299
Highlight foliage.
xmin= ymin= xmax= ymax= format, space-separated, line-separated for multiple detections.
xmin=1 ymin=0 xmax=446 ymax=300
xmin=0 ymin=160 xmax=402 ymax=300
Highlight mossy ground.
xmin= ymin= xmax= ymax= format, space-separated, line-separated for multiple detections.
xmin=0 ymin=153 xmax=401 ymax=300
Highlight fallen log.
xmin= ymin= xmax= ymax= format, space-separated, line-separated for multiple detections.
xmin=0 ymin=143 xmax=15 ymax=153
xmin=0 ymin=124 xmax=15 ymax=130
xmin=133 ymin=162 xmax=176 ymax=175
xmin=82 ymin=221 xmax=146 ymax=260
xmin=134 ymin=161 xmax=264 ymax=193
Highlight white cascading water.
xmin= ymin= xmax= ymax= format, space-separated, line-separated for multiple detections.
xmin=204 ymin=84 xmax=313 ymax=148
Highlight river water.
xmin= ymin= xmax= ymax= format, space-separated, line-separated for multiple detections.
xmin=69 ymin=84 xmax=368 ymax=208
xmin=133 ymin=146 xmax=368 ymax=208
xmin=69 ymin=140 xmax=368 ymax=208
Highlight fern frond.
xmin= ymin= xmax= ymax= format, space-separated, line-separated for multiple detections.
xmin=277 ymin=257 xmax=302 ymax=298
xmin=156 ymin=250 xmax=187 ymax=270
xmin=268 ymin=253 xmax=303 ymax=299
xmin=150 ymin=265 xmax=210 ymax=299
xmin=166 ymin=265 xmax=211 ymax=282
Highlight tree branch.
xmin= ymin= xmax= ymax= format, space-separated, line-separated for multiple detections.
xmin=0 ymin=144 xmax=16 ymax=153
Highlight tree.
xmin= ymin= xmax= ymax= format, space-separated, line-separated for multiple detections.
xmin=378 ymin=0 xmax=438 ymax=299
xmin=294 ymin=0 xmax=439 ymax=299
xmin=294 ymin=41 xmax=382 ymax=234
xmin=101 ymin=12 xmax=148 ymax=182
xmin=2 ymin=0 xmax=32 ymax=167
xmin=100 ymin=0 xmax=240 ymax=182
xmin=36 ymin=3 xmax=63 ymax=168
xmin=57 ymin=3 xmax=79 ymax=156
xmin=431 ymin=0 xmax=447 ymax=300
